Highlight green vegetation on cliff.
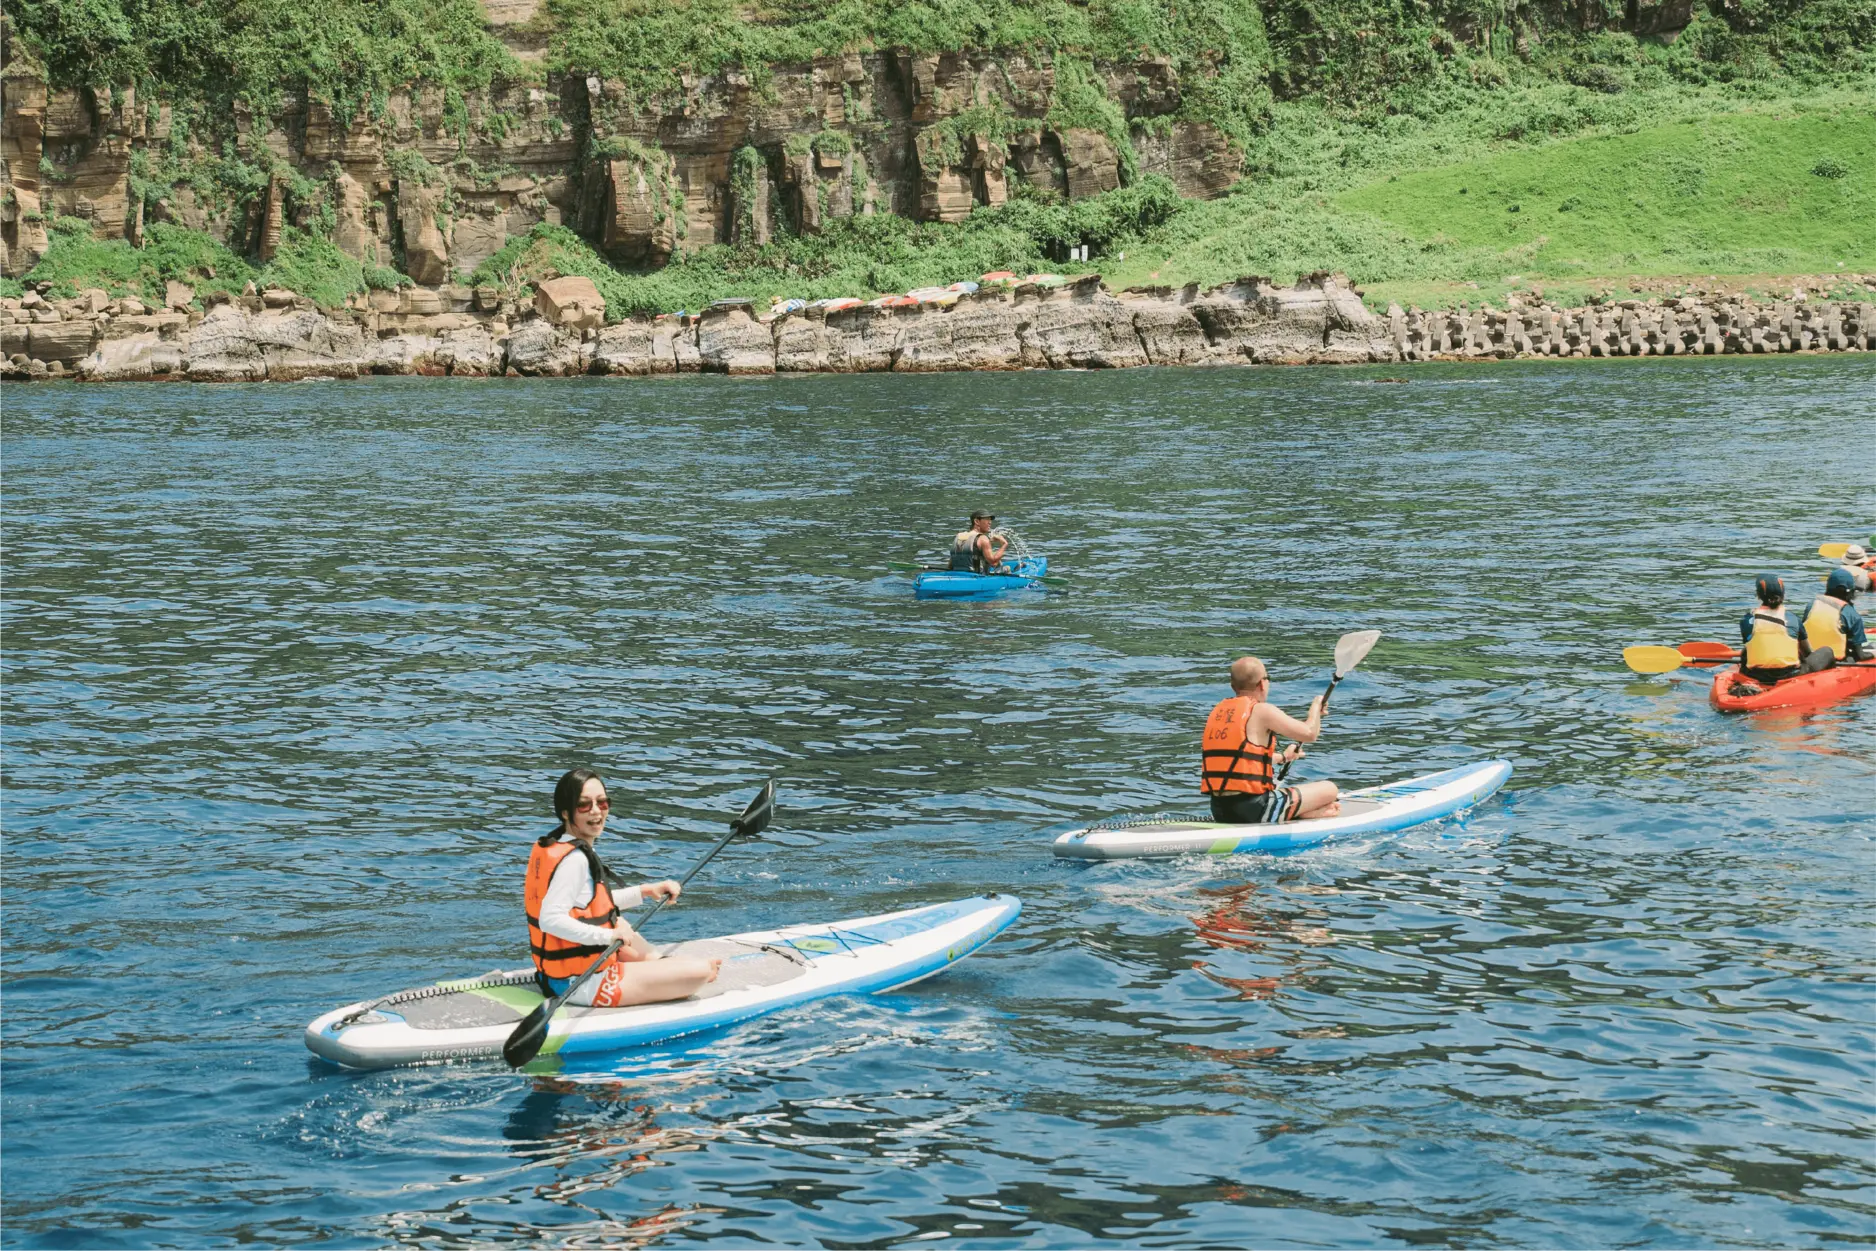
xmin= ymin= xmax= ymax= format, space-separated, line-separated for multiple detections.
xmin=9 ymin=0 xmax=1875 ymax=313
xmin=12 ymin=0 xmax=517 ymax=119
xmin=1099 ymin=83 xmax=1876 ymax=306
xmin=472 ymin=177 xmax=1183 ymax=316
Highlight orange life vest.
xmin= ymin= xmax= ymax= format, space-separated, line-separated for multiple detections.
xmin=1201 ymin=696 xmax=1276 ymax=795
xmin=524 ymin=836 xmax=622 ymax=982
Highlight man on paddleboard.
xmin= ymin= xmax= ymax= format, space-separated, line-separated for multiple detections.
xmin=1738 ymin=574 xmax=1833 ymax=683
xmin=526 ymin=768 xmax=721 ymax=1008
xmin=949 ymin=510 xmax=1009 ymax=573
xmin=1200 ymin=657 xmax=1340 ymax=824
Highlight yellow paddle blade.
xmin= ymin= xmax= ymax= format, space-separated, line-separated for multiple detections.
xmin=1819 ymin=542 xmax=1850 ymax=559
xmin=1623 ymin=645 xmax=1688 ymax=674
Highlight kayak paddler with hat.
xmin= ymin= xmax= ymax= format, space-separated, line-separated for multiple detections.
xmin=1200 ymin=657 xmax=1341 ymax=824
xmin=525 ymin=767 xmax=722 ymax=1008
xmin=949 ymin=510 xmax=1009 ymax=574
xmin=1837 ymin=543 xmax=1875 ymax=594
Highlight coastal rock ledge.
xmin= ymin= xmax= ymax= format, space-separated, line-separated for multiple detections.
xmin=5 ymin=274 xmax=1873 ymax=384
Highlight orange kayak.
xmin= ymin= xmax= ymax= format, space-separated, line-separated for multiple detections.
xmin=1708 ymin=663 xmax=1876 ymax=713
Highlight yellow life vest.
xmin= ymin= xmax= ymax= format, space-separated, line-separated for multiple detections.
xmin=1744 ymin=609 xmax=1799 ymax=670
xmin=1804 ymin=597 xmax=1849 ymax=660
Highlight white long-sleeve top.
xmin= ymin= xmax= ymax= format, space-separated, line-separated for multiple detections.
xmin=540 ymin=835 xmax=644 ymax=948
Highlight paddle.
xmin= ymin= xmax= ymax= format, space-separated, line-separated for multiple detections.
xmin=1623 ymin=645 xmax=1730 ymax=674
xmin=501 ymin=779 xmax=777 ymax=1069
xmin=888 ymin=559 xmax=1067 ymax=584
xmin=1275 ymin=629 xmax=1381 ymax=782
xmin=1819 ymin=543 xmax=1850 ymax=560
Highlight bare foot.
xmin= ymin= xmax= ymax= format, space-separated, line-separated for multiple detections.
xmin=704 ymin=958 xmax=723 ymax=983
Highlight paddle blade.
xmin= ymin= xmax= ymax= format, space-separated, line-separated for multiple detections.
xmin=1819 ymin=543 xmax=1849 ymax=559
xmin=1623 ymin=645 xmax=1688 ymax=674
xmin=501 ymin=1001 xmax=553 ymax=1068
xmin=1678 ymin=641 xmax=1737 ymax=661
xmin=1332 ymin=630 xmax=1383 ymax=679
xmin=732 ymin=779 xmax=776 ymax=838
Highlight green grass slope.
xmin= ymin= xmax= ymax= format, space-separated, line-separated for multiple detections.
xmin=1340 ymin=110 xmax=1876 ymax=283
xmin=1094 ymin=86 xmax=1876 ymax=308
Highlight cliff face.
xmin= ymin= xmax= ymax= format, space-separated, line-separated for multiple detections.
xmin=0 ymin=1 xmax=1238 ymax=282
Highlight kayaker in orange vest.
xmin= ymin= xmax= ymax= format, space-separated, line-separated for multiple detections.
xmin=1200 ymin=657 xmax=1340 ymax=824
xmin=525 ymin=768 xmax=720 ymax=1008
xmin=1737 ymin=574 xmax=1832 ymax=683
xmin=949 ymin=510 xmax=1009 ymax=573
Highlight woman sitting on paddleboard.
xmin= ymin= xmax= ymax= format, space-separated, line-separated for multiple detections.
xmin=1201 ymin=657 xmax=1340 ymax=824
xmin=526 ymin=768 xmax=720 ymax=1007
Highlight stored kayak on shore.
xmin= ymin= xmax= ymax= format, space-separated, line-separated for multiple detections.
xmin=305 ymin=895 xmax=1020 ymax=1069
xmin=1708 ymin=662 xmax=1876 ymax=713
xmin=913 ymin=556 xmax=1048 ymax=599
xmin=1052 ymin=760 xmax=1511 ymax=860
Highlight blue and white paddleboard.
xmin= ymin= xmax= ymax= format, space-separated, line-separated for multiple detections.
xmin=305 ymin=895 xmax=1020 ymax=1069
xmin=1052 ymin=760 xmax=1511 ymax=860
xmin=912 ymin=556 xmax=1048 ymax=599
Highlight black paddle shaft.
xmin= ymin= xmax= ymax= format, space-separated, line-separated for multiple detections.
xmin=1275 ymin=674 xmax=1342 ymax=783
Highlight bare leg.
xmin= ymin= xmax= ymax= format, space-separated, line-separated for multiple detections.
xmin=1293 ymin=779 xmax=1341 ymax=820
xmin=570 ymin=932 xmax=723 ymax=1008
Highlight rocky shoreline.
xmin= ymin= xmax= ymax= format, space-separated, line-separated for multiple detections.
xmin=6 ymin=272 xmax=1874 ymax=384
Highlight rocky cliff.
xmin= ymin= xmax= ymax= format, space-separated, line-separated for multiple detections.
xmin=0 ymin=3 xmax=1238 ymax=283
xmin=8 ymin=270 xmax=1872 ymax=383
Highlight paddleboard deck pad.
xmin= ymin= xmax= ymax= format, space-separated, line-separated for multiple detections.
xmin=1052 ymin=760 xmax=1511 ymax=860
xmin=306 ymin=895 xmax=1020 ymax=1069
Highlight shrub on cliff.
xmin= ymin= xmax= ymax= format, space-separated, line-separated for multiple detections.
xmin=473 ymin=178 xmax=1186 ymax=317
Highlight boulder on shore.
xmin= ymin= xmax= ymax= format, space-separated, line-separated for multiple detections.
xmin=534 ymin=277 xmax=605 ymax=331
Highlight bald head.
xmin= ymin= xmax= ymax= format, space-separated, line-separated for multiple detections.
xmin=1229 ymin=656 xmax=1268 ymax=693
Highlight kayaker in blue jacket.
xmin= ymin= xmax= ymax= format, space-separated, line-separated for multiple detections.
xmin=1738 ymin=575 xmax=1831 ymax=683
xmin=949 ymin=510 xmax=1008 ymax=573
xmin=1803 ymin=568 xmax=1875 ymax=662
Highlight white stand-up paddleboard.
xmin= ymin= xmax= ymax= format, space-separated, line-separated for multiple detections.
xmin=1052 ymin=760 xmax=1511 ymax=860
xmin=306 ymin=895 xmax=1020 ymax=1069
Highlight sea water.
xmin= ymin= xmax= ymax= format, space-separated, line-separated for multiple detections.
xmin=3 ymin=357 xmax=1872 ymax=1247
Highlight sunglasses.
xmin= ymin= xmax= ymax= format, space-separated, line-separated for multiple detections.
xmin=575 ymin=797 xmax=610 ymax=813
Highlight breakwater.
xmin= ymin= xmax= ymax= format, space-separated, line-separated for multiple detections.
xmin=6 ymin=272 xmax=1874 ymax=383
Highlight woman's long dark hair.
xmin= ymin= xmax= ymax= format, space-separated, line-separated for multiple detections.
xmin=551 ymin=767 xmax=605 ymax=833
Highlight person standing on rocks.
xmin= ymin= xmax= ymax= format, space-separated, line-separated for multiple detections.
xmin=949 ymin=511 xmax=1009 ymax=573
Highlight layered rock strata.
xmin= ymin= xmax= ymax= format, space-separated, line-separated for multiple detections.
xmin=2 ymin=36 xmax=1240 ymax=280
xmin=7 ymin=276 xmax=1873 ymax=383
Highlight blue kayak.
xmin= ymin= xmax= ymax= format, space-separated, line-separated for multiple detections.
xmin=913 ymin=556 xmax=1048 ymax=599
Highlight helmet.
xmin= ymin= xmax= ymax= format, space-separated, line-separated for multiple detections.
xmin=1754 ymin=574 xmax=1784 ymax=606
xmin=1825 ymin=567 xmax=1858 ymax=599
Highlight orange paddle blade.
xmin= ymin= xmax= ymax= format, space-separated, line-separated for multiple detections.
xmin=1678 ymin=641 xmax=1737 ymax=662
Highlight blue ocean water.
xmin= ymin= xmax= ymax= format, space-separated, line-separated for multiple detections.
xmin=3 ymin=357 xmax=1873 ymax=1248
